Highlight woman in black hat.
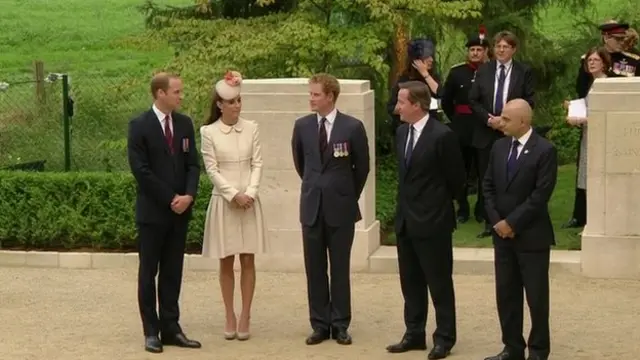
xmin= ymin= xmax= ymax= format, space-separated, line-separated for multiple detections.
xmin=387 ymin=38 xmax=443 ymax=135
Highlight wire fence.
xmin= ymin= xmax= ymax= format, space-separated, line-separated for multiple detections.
xmin=0 ymin=70 xmax=158 ymax=172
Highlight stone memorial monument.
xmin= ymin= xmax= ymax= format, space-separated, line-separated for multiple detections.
xmin=238 ymin=78 xmax=380 ymax=272
xmin=581 ymin=77 xmax=640 ymax=280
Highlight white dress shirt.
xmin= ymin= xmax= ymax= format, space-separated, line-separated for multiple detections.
xmin=153 ymin=103 xmax=173 ymax=135
xmin=493 ymin=59 xmax=513 ymax=113
xmin=405 ymin=113 xmax=429 ymax=153
xmin=510 ymin=126 xmax=533 ymax=159
xmin=317 ymin=107 xmax=337 ymax=142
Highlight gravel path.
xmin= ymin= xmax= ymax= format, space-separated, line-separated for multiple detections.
xmin=1 ymin=267 xmax=638 ymax=360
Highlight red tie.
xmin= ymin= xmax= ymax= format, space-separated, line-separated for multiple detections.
xmin=164 ymin=116 xmax=174 ymax=154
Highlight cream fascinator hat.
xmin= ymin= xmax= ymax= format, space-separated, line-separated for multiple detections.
xmin=215 ymin=70 xmax=243 ymax=100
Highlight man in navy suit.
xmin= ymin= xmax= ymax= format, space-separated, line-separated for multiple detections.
xmin=482 ymin=99 xmax=557 ymax=360
xmin=291 ymin=73 xmax=370 ymax=346
xmin=127 ymin=72 xmax=201 ymax=353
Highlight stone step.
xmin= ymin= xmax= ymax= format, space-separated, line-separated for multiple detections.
xmin=368 ymin=246 xmax=582 ymax=276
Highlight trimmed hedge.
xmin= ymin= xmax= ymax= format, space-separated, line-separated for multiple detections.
xmin=0 ymin=170 xmax=399 ymax=250
xmin=0 ymin=171 xmax=212 ymax=251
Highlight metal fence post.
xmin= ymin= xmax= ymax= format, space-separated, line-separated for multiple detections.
xmin=62 ymin=74 xmax=71 ymax=171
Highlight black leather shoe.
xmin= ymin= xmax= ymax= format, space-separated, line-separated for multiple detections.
xmin=161 ymin=332 xmax=201 ymax=348
xmin=428 ymin=344 xmax=451 ymax=359
xmin=144 ymin=336 xmax=163 ymax=353
xmin=477 ymin=229 xmax=492 ymax=238
xmin=305 ymin=329 xmax=330 ymax=345
xmin=331 ymin=328 xmax=352 ymax=345
xmin=385 ymin=334 xmax=427 ymax=353
xmin=456 ymin=215 xmax=469 ymax=223
xmin=484 ymin=349 xmax=525 ymax=360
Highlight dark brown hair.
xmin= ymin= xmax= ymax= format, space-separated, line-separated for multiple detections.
xmin=309 ymin=73 xmax=341 ymax=103
xmin=204 ymin=90 xmax=223 ymax=125
xmin=399 ymin=80 xmax=431 ymax=112
xmin=493 ymin=31 xmax=519 ymax=49
xmin=150 ymin=72 xmax=179 ymax=99
xmin=583 ymin=46 xmax=612 ymax=73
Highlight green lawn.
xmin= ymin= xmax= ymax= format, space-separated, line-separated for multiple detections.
xmin=0 ymin=0 xmax=191 ymax=79
xmin=381 ymin=165 xmax=582 ymax=250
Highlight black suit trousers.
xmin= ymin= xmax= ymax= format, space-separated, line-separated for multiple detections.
xmin=475 ymin=144 xmax=492 ymax=225
xmin=494 ymin=244 xmax=550 ymax=358
xmin=137 ymin=219 xmax=188 ymax=336
xmin=396 ymin=229 xmax=456 ymax=349
xmin=455 ymin=142 xmax=475 ymax=215
xmin=302 ymin=209 xmax=355 ymax=331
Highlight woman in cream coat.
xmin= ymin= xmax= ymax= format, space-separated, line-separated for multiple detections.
xmin=200 ymin=71 xmax=266 ymax=341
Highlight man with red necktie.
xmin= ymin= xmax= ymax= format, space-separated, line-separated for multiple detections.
xmin=127 ymin=72 xmax=201 ymax=354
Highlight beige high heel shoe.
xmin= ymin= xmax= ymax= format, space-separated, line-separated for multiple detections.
xmin=224 ymin=331 xmax=237 ymax=340
xmin=237 ymin=316 xmax=251 ymax=341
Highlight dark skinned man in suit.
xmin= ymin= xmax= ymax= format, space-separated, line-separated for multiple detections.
xmin=127 ymin=72 xmax=201 ymax=353
xmin=385 ymin=81 xmax=466 ymax=360
xmin=469 ymin=31 xmax=535 ymax=239
xmin=291 ymin=73 xmax=370 ymax=346
xmin=482 ymin=99 xmax=558 ymax=360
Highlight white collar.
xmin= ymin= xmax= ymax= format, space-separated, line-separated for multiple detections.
xmin=317 ymin=108 xmax=337 ymax=124
xmin=513 ymin=127 xmax=533 ymax=146
xmin=152 ymin=103 xmax=170 ymax=122
xmin=411 ymin=113 xmax=429 ymax=132
xmin=497 ymin=59 xmax=513 ymax=70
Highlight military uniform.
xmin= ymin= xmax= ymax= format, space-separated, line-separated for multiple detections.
xmin=440 ymin=31 xmax=489 ymax=222
xmin=575 ymin=21 xmax=640 ymax=98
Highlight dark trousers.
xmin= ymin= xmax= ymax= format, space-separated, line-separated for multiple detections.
xmin=396 ymin=230 xmax=456 ymax=349
xmin=455 ymin=143 xmax=475 ymax=217
xmin=494 ymin=245 xmax=550 ymax=358
xmin=302 ymin=211 xmax=355 ymax=332
xmin=571 ymin=188 xmax=586 ymax=225
xmin=137 ymin=220 xmax=188 ymax=337
xmin=475 ymin=145 xmax=492 ymax=227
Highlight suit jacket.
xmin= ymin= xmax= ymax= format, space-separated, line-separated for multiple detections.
xmin=291 ymin=111 xmax=370 ymax=227
xmin=483 ymin=131 xmax=558 ymax=251
xmin=468 ymin=59 xmax=535 ymax=149
xmin=394 ymin=117 xmax=466 ymax=239
xmin=127 ymin=108 xmax=200 ymax=224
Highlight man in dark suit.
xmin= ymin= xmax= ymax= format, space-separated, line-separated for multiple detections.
xmin=482 ymin=99 xmax=557 ymax=360
xmin=291 ymin=73 xmax=370 ymax=346
xmin=127 ymin=72 xmax=201 ymax=353
xmin=441 ymin=27 xmax=490 ymax=223
xmin=469 ymin=30 xmax=535 ymax=238
xmin=385 ymin=81 xmax=466 ymax=360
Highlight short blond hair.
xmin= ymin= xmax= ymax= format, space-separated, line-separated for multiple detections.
xmin=309 ymin=73 xmax=341 ymax=103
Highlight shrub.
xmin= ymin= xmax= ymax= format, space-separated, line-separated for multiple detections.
xmin=0 ymin=171 xmax=211 ymax=251
xmin=0 ymin=170 xmax=398 ymax=251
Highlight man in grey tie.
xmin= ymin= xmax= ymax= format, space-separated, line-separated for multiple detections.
xmin=469 ymin=31 xmax=535 ymax=238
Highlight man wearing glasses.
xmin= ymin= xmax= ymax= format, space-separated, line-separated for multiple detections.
xmin=468 ymin=30 xmax=535 ymax=238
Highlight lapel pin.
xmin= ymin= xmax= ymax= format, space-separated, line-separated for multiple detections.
xmin=524 ymin=149 xmax=529 ymax=154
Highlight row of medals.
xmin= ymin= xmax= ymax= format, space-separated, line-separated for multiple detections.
xmin=333 ymin=143 xmax=349 ymax=157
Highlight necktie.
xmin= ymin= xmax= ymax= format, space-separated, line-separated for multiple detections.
xmin=164 ymin=116 xmax=174 ymax=154
xmin=507 ymin=139 xmax=519 ymax=178
xmin=318 ymin=117 xmax=328 ymax=160
xmin=405 ymin=125 xmax=415 ymax=166
xmin=494 ymin=64 xmax=506 ymax=115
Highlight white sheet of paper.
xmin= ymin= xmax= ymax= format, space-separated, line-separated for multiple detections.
xmin=568 ymin=98 xmax=587 ymax=118
xmin=430 ymin=97 xmax=439 ymax=110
